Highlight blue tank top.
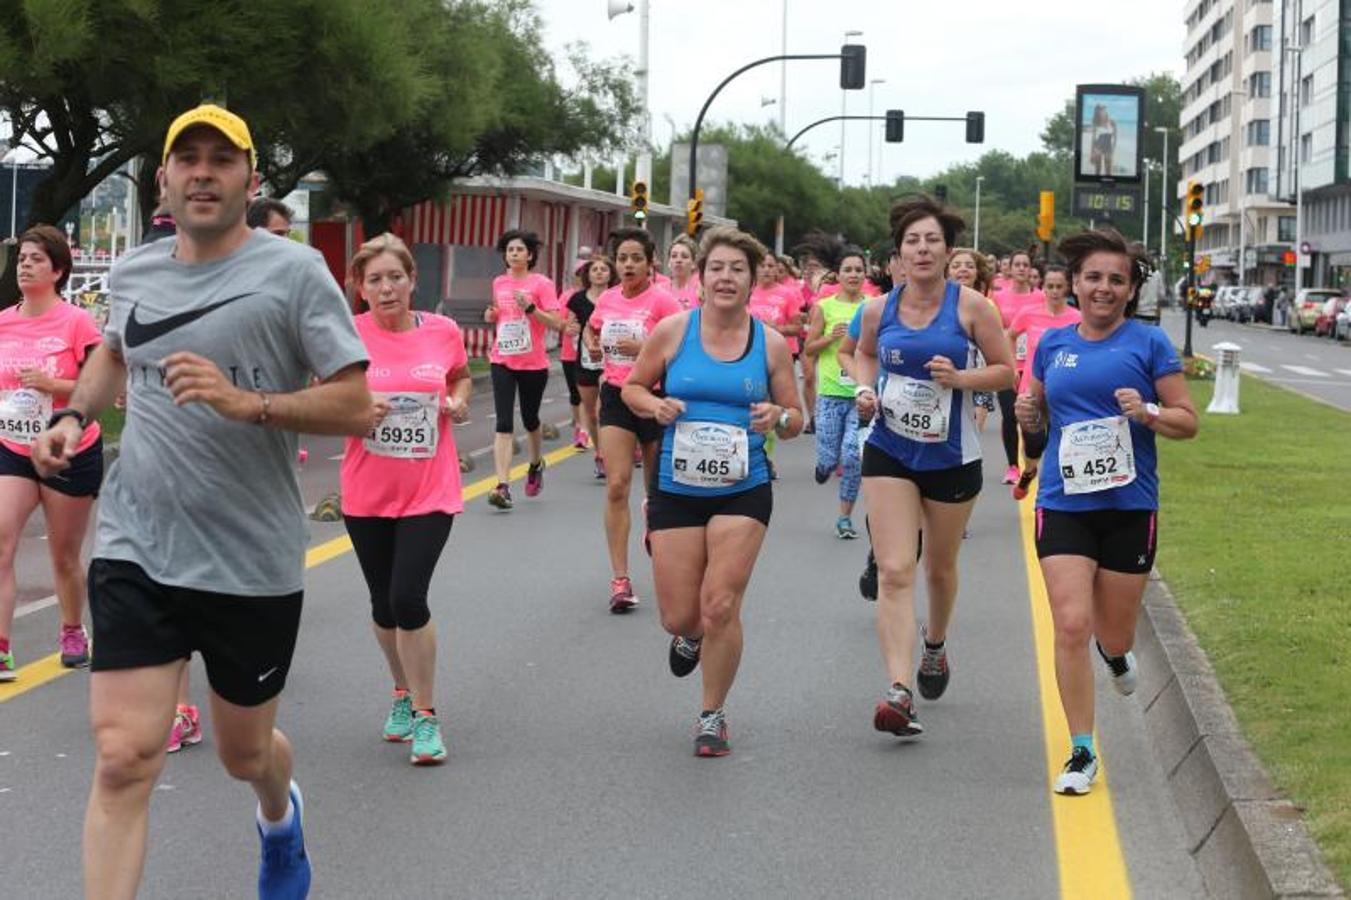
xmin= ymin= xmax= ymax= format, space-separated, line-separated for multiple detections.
xmin=866 ymin=281 xmax=982 ymax=470
xmin=659 ymin=310 xmax=771 ymax=495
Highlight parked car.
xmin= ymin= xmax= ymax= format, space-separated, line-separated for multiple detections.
xmin=1213 ymin=286 xmax=1241 ymax=321
xmin=1289 ymin=289 xmax=1341 ymax=334
xmin=1335 ymin=303 xmax=1351 ymax=340
xmin=1231 ymin=286 xmax=1262 ymax=323
xmin=1313 ymin=296 xmax=1348 ymax=337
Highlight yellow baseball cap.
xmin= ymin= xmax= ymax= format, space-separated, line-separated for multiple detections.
xmin=161 ymin=104 xmax=256 ymax=169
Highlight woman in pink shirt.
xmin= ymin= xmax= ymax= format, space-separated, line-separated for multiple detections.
xmin=485 ymin=229 xmax=564 ymax=510
xmin=0 ymin=226 xmax=102 ymax=679
xmin=666 ymin=234 xmax=701 ymax=310
xmin=991 ymin=250 xmax=1046 ymax=484
xmin=340 ymin=233 xmax=471 ymax=766
xmin=1006 ymin=264 xmax=1081 ymax=499
xmin=583 ymin=228 xmax=682 ymax=613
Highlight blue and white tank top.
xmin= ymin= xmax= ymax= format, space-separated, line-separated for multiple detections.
xmin=866 ymin=281 xmax=982 ymax=471
xmin=659 ymin=310 xmax=771 ymax=495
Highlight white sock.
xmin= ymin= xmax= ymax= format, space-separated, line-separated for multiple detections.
xmin=257 ymin=797 xmax=295 ymax=835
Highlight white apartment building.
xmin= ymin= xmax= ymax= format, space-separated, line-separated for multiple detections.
xmin=1272 ymin=0 xmax=1351 ymax=288
xmin=1178 ymin=0 xmax=1297 ymax=288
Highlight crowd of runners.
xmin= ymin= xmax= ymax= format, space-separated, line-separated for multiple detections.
xmin=0 ymin=104 xmax=1198 ymax=898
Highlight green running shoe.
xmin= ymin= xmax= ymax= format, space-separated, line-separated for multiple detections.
xmin=410 ymin=713 xmax=447 ymax=766
xmin=0 ymin=649 xmax=16 ymax=682
xmin=382 ymin=691 xmax=414 ymax=743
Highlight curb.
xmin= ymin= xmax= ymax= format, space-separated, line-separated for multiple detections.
xmin=1136 ymin=572 xmax=1344 ymax=899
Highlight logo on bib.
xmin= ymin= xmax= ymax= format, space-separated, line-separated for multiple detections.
xmin=5 ymin=389 xmax=42 ymax=414
xmin=410 ymin=363 xmax=448 ymax=383
xmin=688 ymin=424 xmax=733 ymax=448
xmin=899 ymin=380 xmax=939 ymax=406
xmin=1068 ymin=421 xmax=1117 ymax=451
xmin=385 ymin=394 xmax=427 ymax=415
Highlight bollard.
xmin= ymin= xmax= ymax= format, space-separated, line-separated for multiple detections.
xmin=1206 ymin=341 xmax=1242 ymax=414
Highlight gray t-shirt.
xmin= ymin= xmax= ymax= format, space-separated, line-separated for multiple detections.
xmin=97 ymin=230 xmax=367 ymax=595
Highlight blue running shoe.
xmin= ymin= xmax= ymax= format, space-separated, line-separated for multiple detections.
xmin=258 ymin=781 xmax=311 ymax=899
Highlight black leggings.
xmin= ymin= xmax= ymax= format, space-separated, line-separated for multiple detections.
xmin=1021 ymin=426 xmax=1049 ymax=461
xmin=561 ymin=359 xmax=582 ymax=407
xmin=344 ymin=513 xmax=454 ymax=631
xmin=491 ymin=363 xmax=549 ymax=434
xmin=997 ymin=389 xmax=1020 ymax=467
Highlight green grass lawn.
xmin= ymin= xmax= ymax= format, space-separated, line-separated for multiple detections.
xmin=98 ymin=406 xmax=125 ymax=445
xmin=1156 ymin=375 xmax=1351 ymax=888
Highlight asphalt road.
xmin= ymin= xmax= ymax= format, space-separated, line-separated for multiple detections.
xmin=1 ymin=404 xmax=1208 ymax=898
xmin=1159 ymin=307 xmax=1351 ymax=411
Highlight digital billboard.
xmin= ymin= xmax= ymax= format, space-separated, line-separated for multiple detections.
xmin=1074 ymin=84 xmax=1145 ymax=183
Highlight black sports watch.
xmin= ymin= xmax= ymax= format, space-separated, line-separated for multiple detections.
xmin=524 ymin=302 xmax=538 ymax=315
xmin=48 ymin=408 xmax=89 ymax=430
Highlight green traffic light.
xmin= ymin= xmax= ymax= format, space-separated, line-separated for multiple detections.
xmin=1187 ymin=212 xmax=1202 ymax=226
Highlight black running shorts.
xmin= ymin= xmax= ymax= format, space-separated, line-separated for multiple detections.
xmin=646 ymin=481 xmax=773 ymax=531
xmin=599 ymin=382 xmax=663 ymax=445
xmin=861 ymin=444 xmax=982 ymax=504
xmin=88 ymin=558 xmax=303 ymax=707
xmin=1034 ymin=507 xmax=1158 ymax=574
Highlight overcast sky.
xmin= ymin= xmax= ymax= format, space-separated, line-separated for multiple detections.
xmin=536 ymin=0 xmax=1186 ymax=193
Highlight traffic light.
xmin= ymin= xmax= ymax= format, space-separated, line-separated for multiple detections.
xmin=965 ymin=111 xmax=985 ymax=144
xmin=630 ymin=180 xmax=649 ymax=222
xmin=885 ymin=110 xmax=904 ymax=143
xmin=686 ymin=188 xmax=704 ymax=235
xmin=1185 ymin=181 xmax=1204 ymax=242
xmin=1036 ymin=190 xmax=1055 ymax=243
xmin=840 ymin=44 xmax=866 ymax=90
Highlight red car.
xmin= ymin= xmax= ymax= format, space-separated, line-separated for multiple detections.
xmin=1314 ymin=297 xmax=1349 ymax=337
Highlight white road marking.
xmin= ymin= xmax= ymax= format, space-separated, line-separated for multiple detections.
xmin=15 ymin=595 xmax=57 ymax=619
xmin=1281 ymin=365 xmax=1328 ymax=377
xmin=1239 ymin=361 xmax=1273 ymax=373
xmin=1336 ymin=369 xmax=1351 ymax=377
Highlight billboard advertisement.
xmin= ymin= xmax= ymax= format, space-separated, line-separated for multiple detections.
xmin=1074 ymin=84 xmax=1145 ymax=183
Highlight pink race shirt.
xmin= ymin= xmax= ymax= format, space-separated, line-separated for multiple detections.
xmin=993 ymin=287 xmax=1045 ymax=328
xmin=341 ymin=312 xmax=468 ymax=518
xmin=558 ymin=288 xmax=581 ymax=362
xmin=589 ymin=283 xmax=682 ymax=387
xmin=0 ymin=301 xmax=102 ymax=456
xmin=773 ymin=284 xmax=807 ymax=353
xmin=748 ymin=285 xmax=789 ymax=329
xmin=488 ymin=272 xmax=559 ymax=371
xmin=668 ymin=275 xmax=701 ymax=310
xmin=1008 ymin=303 xmax=1082 ymax=392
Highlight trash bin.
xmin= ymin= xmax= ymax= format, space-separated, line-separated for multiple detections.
xmin=1207 ymin=341 xmax=1242 ymax=414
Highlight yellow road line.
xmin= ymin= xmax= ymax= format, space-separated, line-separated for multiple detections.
xmin=1016 ymin=492 xmax=1133 ymax=899
xmin=1 ymin=444 xmax=582 ymax=705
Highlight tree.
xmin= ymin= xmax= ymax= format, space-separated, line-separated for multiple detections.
xmin=0 ymin=0 xmax=637 ymax=304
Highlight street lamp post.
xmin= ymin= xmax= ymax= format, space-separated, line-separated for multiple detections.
xmin=867 ymin=77 xmax=886 ymax=187
xmin=609 ymin=0 xmax=652 ymax=186
xmin=1142 ymin=160 xmax=1150 ymax=252
xmin=839 ymin=29 xmax=862 ymax=190
xmin=974 ymin=175 xmax=984 ymax=252
xmin=779 ymin=0 xmax=787 ymax=137
xmin=1154 ymin=125 xmax=1169 ymax=286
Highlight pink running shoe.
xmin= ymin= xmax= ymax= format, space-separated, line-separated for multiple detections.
xmin=525 ymin=459 xmax=546 ymax=497
xmin=1002 ymin=465 xmax=1019 ymax=485
xmin=59 ymin=624 xmax=90 ymax=668
xmin=609 ymin=577 xmax=638 ymax=614
xmin=167 ymin=704 xmax=202 ymax=753
xmin=572 ymin=427 xmax=590 ymax=450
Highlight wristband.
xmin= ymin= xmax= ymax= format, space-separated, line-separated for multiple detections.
xmin=48 ymin=408 xmax=88 ymax=430
xmin=853 ymin=384 xmax=875 ymax=397
xmin=255 ymin=392 xmax=271 ymax=425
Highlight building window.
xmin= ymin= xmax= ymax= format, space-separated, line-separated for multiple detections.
xmin=1248 ymin=24 xmax=1272 ymax=52
xmin=1279 ymin=215 xmax=1296 ymax=241
xmin=1301 ymin=133 xmax=1313 ymax=163
xmin=1249 ymin=71 xmax=1271 ymax=97
xmin=1208 ymin=141 xmax=1224 ymax=164
xmin=1246 ymin=119 xmax=1270 ymax=145
xmin=1300 ymin=15 xmax=1314 ymax=47
xmin=1246 ymin=167 xmax=1269 ymax=194
xmin=1301 ymin=75 xmax=1314 ymax=106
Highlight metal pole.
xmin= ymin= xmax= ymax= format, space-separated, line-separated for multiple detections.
xmin=636 ymin=0 xmax=652 ymax=187
xmin=779 ymin=0 xmax=787 ymax=137
xmin=1156 ymin=126 xmax=1169 ymax=288
xmin=1239 ymin=208 xmax=1247 ymax=287
xmin=839 ymin=29 xmax=861 ymax=190
xmin=1184 ymin=230 xmax=1195 ymax=357
xmin=1143 ymin=162 xmax=1151 ymax=252
xmin=974 ymin=176 xmax=984 ymax=252
xmin=9 ymin=159 xmax=16 ymax=239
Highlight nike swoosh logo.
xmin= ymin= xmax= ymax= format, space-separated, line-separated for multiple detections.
xmin=257 ymin=666 xmax=280 ymax=683
xmin=124 ymin=292 xmax=261 ymax=348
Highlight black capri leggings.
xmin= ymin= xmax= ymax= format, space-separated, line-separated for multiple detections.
xmin=343 ymin=512 xmax=454 ymax=631
xmin=997 ymin=389 xmax=1020 ymax=467
xmin=561 ymin=359 xmax=582 ymax=407
xmin=1020 ymin=426 xmax=1049 ymax=461
xmin=491 ymin=363 xmax=549 ymax=435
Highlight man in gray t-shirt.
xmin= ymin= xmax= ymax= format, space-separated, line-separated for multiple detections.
xmin=33 ymin=103 xmax=374 ymax=900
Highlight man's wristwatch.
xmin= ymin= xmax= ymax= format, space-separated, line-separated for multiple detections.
xmin=48 ymin=408 xmax=88 ymax=430
xmin=1144 ymin=402 xmax=1161 ymax=423
xmin=776 ymin=407 xmax=792 ymax=431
